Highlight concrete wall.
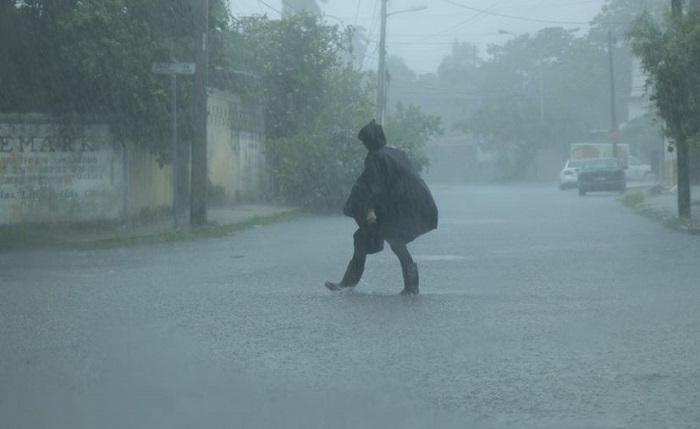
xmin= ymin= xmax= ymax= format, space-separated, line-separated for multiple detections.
xmin=126 ymin=145 xmax=173 ymax=219
xmin=208 ymin=88 xmax=240 ymax=204
xmin=207 ymin=88 xmax=268 ymax=204
xmin=0 ymin=115 xmax=173 ymax=225
xmin=0 ymin=115 xmax=125 ymax=224
xmin=1 ymin=87 xmax=268 ymax=225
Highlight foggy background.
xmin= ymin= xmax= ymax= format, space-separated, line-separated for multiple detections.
xmin=231 ymin=0 xmax=608 ymax=74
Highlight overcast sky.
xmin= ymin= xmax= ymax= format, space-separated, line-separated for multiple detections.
xmin=230 ymin=0 xmax=609 ymax=74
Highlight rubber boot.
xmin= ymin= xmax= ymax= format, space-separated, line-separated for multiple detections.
xmin=399 ymin=262 xmax=419 ymax=295
xmin=325 ymin=254 xmax=365 ymax=291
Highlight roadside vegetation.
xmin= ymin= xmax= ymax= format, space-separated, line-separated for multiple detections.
xmin=619 ymin=190 xmax=700 ymax=233
xmin=0 ymin=1 xmax=440 ymax=214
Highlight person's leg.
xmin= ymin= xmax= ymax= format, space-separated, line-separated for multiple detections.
xmin=326 ymin=230 xmax=368 ymax=290
xmin=339 ymin=249 xmax=366 ymax=287
xmin=389 ymin=241 xmax=419 ymax=295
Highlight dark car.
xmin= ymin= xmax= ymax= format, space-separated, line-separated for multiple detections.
xmin=577 ymin=158 xmax=626 ymax=196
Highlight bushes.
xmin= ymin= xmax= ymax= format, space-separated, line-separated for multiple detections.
xmin=269 ymin=127 xmax=365 ymax=213
xmin=268 ymin=104 xmax=442 ymax=213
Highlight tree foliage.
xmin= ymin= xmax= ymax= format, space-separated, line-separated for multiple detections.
xmin=379 ymin=0 xmax=670 ymax=180
xmin=0 ymin=0 xmax=230 ymax=158
xmin=462 ymin=26 xmax=625 ymax=179
xmin=384 ymin=103 xmax=442 ymax=172
xmin=228 ymin=13 xmax=355 ymax=140
xmin=0 ymin=2 xmax=450 ymax=211
xmin=232 ymin=14 xmax=439 ymax=212
xmin=266 ymin=63 xmax=375 ymax=212
xmin=387 ymin=42 xmax=481 ymax=132
xmin=628 ymin=8 xmax=700 ymax=144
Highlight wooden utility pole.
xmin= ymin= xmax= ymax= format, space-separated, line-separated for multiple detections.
xmin=377 ymin=0 xmax=387 ymax=125
xmin=608 ymin=30 xmax=618 ymax=158
xmin=671 ymin=0 xmax=691 ymax=217
xmin=191 ymin=0 xmax=208 ymax=226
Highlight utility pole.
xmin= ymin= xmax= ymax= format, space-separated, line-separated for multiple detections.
xmin=191 ymin=0 xmax=208 ymax=226
xmin=538 ymin=61 xmax=544 ymax=125
xmin=607 ymin=30 xmax=618 ymax=159
xmin=377 ymin=0 xmax=388 ymax=125
xmin=376 ymin=2 xmax=426 ymax=125
xmin=671 ymin=0 xmax=691 ymax=217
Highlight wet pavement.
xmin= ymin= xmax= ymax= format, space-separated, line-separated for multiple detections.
xmin=2 ymin=184 xmax=700 ymax=428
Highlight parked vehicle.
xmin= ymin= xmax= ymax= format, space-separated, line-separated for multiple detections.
xmin=578 ymin=158 xmax=626 ymax=196
xmin=559 ymin=159 xmax=588 ymax=190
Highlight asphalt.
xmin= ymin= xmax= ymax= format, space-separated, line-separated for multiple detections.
xmin=5 ymin=183 xmax=700 ymax=428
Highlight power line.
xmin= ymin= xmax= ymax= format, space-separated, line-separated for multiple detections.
xmin=420 ymin=0 xmax=506 ymax=43
xmin=439 ymin=0 xmax=591 ymax=25
xmin=353 ymin=0 xmax=362 ymax=27
xmin=255 ymin=0 xmax=283 ymax=15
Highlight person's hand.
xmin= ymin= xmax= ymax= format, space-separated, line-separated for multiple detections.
xmin=367 ymin=208 xmax=377 ymax=224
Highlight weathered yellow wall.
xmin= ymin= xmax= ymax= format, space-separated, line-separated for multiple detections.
xmin=1 ymin=89 xmax=269 ymax=225
xmin=207 ymin=88 xmax=239 ymax=204
xmin=126 ymin=145 xmax=173 ymax=218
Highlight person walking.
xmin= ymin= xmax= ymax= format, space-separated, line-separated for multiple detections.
xmin=325 ymin=120 xmax=438 ymax=295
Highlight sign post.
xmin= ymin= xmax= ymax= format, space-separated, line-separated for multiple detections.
xmin=152 ymin=62 xmax=196 ymax=228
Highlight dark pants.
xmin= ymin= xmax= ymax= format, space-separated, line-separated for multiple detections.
xmin=340 ymin=237 xmax=414 ymax=287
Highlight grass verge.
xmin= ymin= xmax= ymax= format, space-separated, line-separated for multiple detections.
xmin=618 ymin=190 xmax=700 ymax=233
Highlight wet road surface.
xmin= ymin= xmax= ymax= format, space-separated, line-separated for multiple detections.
xmin=2 ymin=184 xmax=700 ymax=428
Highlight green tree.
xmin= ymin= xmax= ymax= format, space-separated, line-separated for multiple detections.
xmin=466 ymin=27 xmax=612 ymax=178
xmin=628 ymin=4 xmax=700 ymax=216
xmin=0 ymin=0 xmax=231 ymax=160
xmin=231 ymin=14 xmax=374 ymax=210
xmin=588 ymin=0 xmax=666 ymax=46
xmin=384 ymin=102 xmax=442 ymax=172
xmin=388 ymin=42 xmax=482 ymax=132
xmin=468 ymin=96 xmax=549 ymax=180
xmin=229 ymin=13 xmax=354 ymax=140
xmin=266 ymin=64 xmax=375 ymax=212
xmin=232 ymin=14 xmax=438 ymax=212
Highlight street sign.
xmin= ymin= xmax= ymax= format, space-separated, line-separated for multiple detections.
xmin=151 ymin=62 xmax=196 ymax=75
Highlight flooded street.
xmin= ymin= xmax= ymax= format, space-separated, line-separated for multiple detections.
xmin=2 ymin=184 xmax=700 ymax=428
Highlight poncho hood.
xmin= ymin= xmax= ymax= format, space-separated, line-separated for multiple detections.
xmin=358 ymin=120 xmax=387 ymax=152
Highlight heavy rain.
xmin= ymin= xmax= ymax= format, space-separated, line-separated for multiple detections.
xmin=2 ymin=0 xmax=700 ymax=428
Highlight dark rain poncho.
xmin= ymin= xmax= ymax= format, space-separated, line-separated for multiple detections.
xmin=343 ymin=121 xmax=438 ymax=245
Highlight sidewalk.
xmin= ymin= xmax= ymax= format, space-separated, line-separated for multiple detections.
xmin=628 ymin=183 xmax=700 ymax=233
xmin=0 ymin=204 xmax=300 ymax=249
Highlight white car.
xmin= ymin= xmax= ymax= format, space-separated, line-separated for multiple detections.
xmin=625 ymin=156 xmax=653 ymax=181
xmin=559 ymin=159 xmax=588 ymax=190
